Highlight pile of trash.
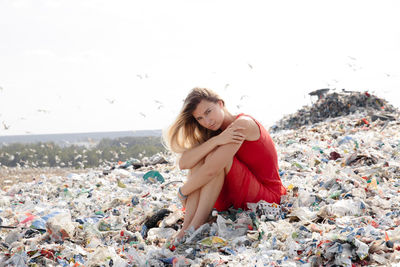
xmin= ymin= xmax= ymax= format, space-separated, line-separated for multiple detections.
xmin=1 ymin=92 xmax=400 ymax=266
xmin=272 ymin=90 xmax=398 ymax=132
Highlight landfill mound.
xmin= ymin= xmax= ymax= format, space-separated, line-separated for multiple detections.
xmin=1 ymin=110 xmax=400 ymax=266
xmin=271 ymin=90 xmax=399 ymax=132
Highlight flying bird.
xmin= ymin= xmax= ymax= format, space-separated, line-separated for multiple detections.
xmin=240 ymin=95 xmax=248 ymax=101
xmin=154 ymin=100 xmax=164 ymax=109
xmin=2 ymin=121 xmax=10 ymax=130
xmin=106 ymin=98 xmax=115 ymax=104
xmin=346 ymin=63 xmax=360 ymax=72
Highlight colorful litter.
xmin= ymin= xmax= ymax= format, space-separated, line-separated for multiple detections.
xmin=1 ymin=91 xmax=400 ymax=266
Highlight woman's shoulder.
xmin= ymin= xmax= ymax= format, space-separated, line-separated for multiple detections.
xmin=233 ymin=114 xmax=260 ymax=140
xmin=234 ymin=114 xmax=258 ymax=127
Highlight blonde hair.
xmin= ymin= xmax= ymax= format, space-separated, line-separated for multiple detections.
xmin=164 ymin=87 xmax=224 ymax=153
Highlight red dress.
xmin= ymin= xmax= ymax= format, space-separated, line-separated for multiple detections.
xmin=214 ymin=113 xmax=286 ymax=211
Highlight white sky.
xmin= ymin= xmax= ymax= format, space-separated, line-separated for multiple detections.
xmin=1 ymin=0 xmax=399 ymax=135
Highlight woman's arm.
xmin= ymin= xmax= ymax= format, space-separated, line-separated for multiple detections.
xmin=179 ymin=123 xmax=245 ymax=170
xmin=180 ymin=141 xmax=242 ymax=195
xmin=179 ymin=136 xmax=219 ymax=170
xmin=180 ymin=118 xmax=257 ymax=195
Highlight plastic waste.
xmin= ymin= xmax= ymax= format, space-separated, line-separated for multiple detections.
xmin=0 ymin=91 xmax=399 ymax=266
xmin=4 ymin=252 xmax=29 ymax=266
xmin=86 ymin=246 xmax=125 ymax=266
xmin=46 ymin=212 xmax=75 ymax=242
xmin=141 ymin=209 xmax=172 ymax=238
xmin=330 ymin=199 xmax=364 ymax=217
xmin=125 ymin=248 xmax=146 ymax=266
xmin=131 ymin=195 xmax=140 ymax=206
xmin=199 ymin=236 xmax=227 ymax=247
xmin=147 ymin=227 xmax=176 ymax=242
xmin=353 ymin=238 xmax=369 ymax=260
xmin=5 ymin=231 xmax=22 ymax=245
xmin=248 ymin=200 xmax=281 ymax=221
xmin=143 ymin=170 xmax=165 ymax=183
xmin=215 ymin=214 xmax=248 ymax=240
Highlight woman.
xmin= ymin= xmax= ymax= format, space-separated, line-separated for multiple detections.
xmin=164 ymin=87 xmax=286 ymax=241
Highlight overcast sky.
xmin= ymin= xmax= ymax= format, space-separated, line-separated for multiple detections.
xmin=1 ymin=0 xmax=399 ymax=136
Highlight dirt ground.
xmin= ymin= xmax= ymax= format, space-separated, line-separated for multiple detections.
xmin=0 ymin=167 xmax=90 ymax=189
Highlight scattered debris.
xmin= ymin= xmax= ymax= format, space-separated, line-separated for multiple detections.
xmin=1 ymin=91 xmax=400 ymax=266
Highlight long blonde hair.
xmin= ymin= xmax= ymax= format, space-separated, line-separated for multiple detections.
xmin=164 ymin=87 xmax=224 ymax=153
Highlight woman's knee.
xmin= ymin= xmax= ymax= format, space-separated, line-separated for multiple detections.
xmin=187 ymin=158 xmax=205 ymax=180
xmin=204 ymin=148 xmax=235 ymax=175
xmin=188 ymin=149 xmax=217 ymax=178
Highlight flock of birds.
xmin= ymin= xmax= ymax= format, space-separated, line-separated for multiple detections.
xmin=0 ymin=58 xmax=395 ymax=133
xmin=0 ymin=141 xmax=136 ymax=168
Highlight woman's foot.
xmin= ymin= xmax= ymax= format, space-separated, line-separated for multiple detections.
xmin=166 ymin=229 xmax=186 ymax=250
xmin=174 ymin=229 xmax=186 ymax=243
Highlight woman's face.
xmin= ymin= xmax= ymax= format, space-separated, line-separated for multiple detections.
xmin=192 ymin=99 xmax=224 ymax=131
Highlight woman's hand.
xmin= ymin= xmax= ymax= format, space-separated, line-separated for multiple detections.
xmin=215 ymin=123 xmax=246 ymax=146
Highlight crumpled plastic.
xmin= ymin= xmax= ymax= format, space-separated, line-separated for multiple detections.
xmin=1 ymin=92 xmax=400 ymax=266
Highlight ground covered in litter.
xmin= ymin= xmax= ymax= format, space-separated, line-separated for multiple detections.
xmin=1 ymin=91 xmax=400 ymax=266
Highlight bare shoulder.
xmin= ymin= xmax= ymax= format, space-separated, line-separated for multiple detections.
xmin=233 ymin=115 xmax=260 ymax=140
xmin=233 ymin=115 xmax=257 ymax=128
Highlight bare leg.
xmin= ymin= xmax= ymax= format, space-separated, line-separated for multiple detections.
xmin=174 ymin=161 xmax=203 ymax=240
xmin=175 ymin=148 xmax=234 ymax=241
xmin=175 ymin=167 xmax=227 ymax=241
xmin=185 ymin=169 xmax=225 ymax=229
xmin=180 ymin=188 xmax=200 ymax=232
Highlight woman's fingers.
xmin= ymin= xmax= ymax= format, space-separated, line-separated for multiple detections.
xmin=219 ymin=124 xmax=246 ymax=145
xmin=232 ymin=133 xmax=244 ymax=139
xmin=231 ymin=132 xmax=245 ymax=143
xmin=232 ymin=126 xmax=245 ymax=131
xmin=232 ymin=132 xmax=244 ymax=138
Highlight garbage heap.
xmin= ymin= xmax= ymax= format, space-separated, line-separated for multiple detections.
xmin=1 ymin=94 xmax=400 ymax=266
xmin=271 ymin=90 xmax=398 ymax=132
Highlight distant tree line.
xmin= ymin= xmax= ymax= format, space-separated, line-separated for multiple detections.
xmin=0 ymin=136 xmax=165 ymax=169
